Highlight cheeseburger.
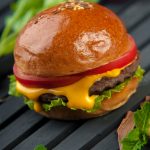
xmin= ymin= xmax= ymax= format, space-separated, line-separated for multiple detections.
xmin=10 ymin=1 xmax=144 ymax=120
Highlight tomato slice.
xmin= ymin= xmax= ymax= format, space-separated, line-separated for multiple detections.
xmin=14 ymin=35 xmax=137 ymax=88
xmin=14 ymin=66 xmax=84 ymax=88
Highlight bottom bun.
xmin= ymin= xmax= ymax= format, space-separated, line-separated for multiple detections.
xmin=38 ymin=78 xmax=139 ymax=120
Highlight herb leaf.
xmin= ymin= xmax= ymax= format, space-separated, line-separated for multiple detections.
xmin=122 ymin=102 xmax=150 ymax=150
xmin=134 ymin=102 xmax=150 ymax=136
xmin=122 ymin=128 xmax=148 ymax=150
xmin=34 ymin=144 xmax=47 ymax=150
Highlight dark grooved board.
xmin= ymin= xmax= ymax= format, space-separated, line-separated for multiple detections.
xmin=0 ymin=96 xmax=25 ymax=127
xmin=101 ymin=0 xmax=136 ymax=13
xmin=0 ymin=55 xmax=14 ymax=76
xmin=142 ymin=71 xmax=150 ymax=87
xmin=140 ymin=44 xmax=150 ymax=70
xmin=0 ymin=9 xmax=11 ymax=33
xmin=131 ymin=17 xmax=150 ymax=48
xmin=0 ymin=0 xmax=150 ymax=150
xmin=0 ymin=111 xmax=44 ymax=150
xmin=0 ymin=77 xmax=9 ymax=99
xmin=91 ymin=131 xmax=119 ymax=150
xmin=0 ymin=54 xmax=14 ymax=76
xmin=119 ymin=0 xmax=150 ymax=30
xmin=13 ymin=121 xmax=82 ymax=150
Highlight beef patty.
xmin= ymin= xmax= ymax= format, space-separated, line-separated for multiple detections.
xmin=89 ymin=58 xmax=139 ymax=96
xmin=39 ymin=58 xmax=139 ymax=103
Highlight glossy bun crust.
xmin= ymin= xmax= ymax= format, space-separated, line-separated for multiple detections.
xmin=39 ymin=78 xmax=139 ymax=120
xmin=15 ymin=3 xmax=130 ymax=77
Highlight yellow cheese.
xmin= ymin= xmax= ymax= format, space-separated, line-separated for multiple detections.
xmin=17 ymin=68 xmax=124 ymax=111
xmin=34 ymin=101 xmax=42 ymax=112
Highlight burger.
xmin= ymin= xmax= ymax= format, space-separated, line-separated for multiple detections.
xmin=9 ymin=1 xmax=144 ymax=120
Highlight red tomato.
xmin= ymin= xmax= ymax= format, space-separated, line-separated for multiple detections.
xmin=14 ymin=66 xmax=84 ymax=88
xmin=14 ymin=35 xmax=137 ymax=88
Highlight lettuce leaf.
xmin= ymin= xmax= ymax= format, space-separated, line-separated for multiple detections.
xmin=42 ymin=98 xmax=67 ymax=111
xmin=24 ymin=98 xmax=34 ymax=110
xmin=34 ymin=144 xmax=47 ymax=150
xmin=8 ymin=75 xmax=21 ymax=97
xmin=134 ymin=66 xmax=144 ymax=80
xmin=122 ymin=102 xmax=150 ymax=150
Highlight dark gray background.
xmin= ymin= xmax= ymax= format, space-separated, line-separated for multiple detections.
xmin=0 ymin=0 xmax=150 ymax=149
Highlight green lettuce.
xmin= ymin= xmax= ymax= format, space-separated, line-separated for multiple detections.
xmin=9 ymin=66 xmax=144 ymax=112
xmin=122 ymin=102 xmax=150 ymax=150
xmin=24 ymin=98 xmax=34 ymax=110
xmin=9 ymin=75 xmax=21 ymax=97
xmin=134 ymin=66 xmax=145 ymax=81
xmin=42 ymin=98 xmax=67 ymax=111
xmin=34 ymin=144 xmax=47 ymax=150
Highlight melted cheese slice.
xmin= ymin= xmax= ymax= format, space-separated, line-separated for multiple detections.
xmin=16 ymin=68 xmax=125 ymax=112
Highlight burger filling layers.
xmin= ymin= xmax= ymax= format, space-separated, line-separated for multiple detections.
xmin=9 ymin=58 xmax=144 ymax=113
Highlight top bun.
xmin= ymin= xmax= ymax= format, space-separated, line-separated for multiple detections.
xmin=15 ymin=2 xmax=129 ymax=77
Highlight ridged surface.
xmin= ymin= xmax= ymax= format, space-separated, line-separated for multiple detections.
xmin=0 ymin=0 xmax=150 ymax=149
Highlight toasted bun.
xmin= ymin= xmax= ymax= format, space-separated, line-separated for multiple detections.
xmin=38 ymin=78 xmax=139 ymax=120
xmin=15 ymin=3 xmax=130 ymax=77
